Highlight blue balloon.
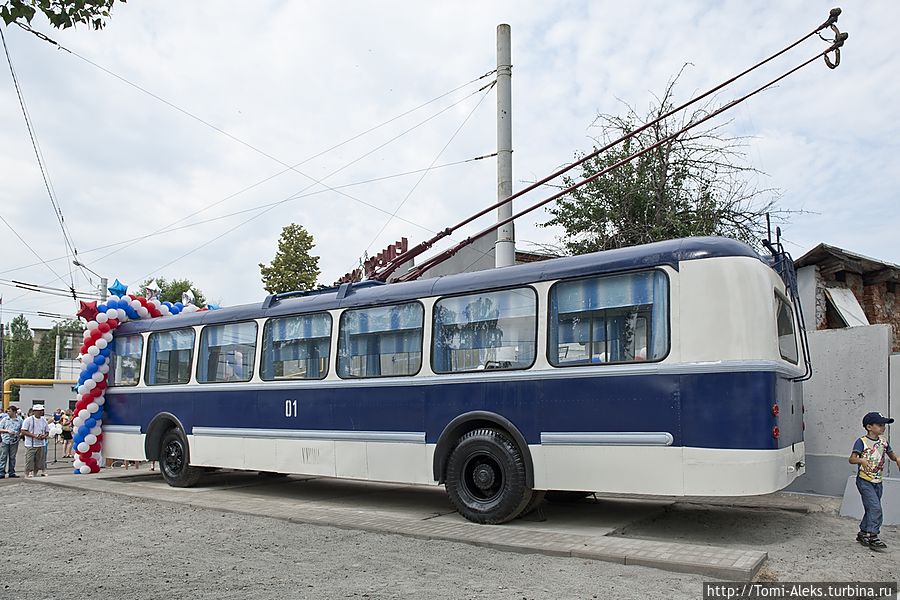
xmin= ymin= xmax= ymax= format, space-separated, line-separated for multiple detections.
xmin=162 ymin=301 xmax=173 ymax=308
xmin=174 ymin=302 xmax=184 ymax=309
xmin=99 ymin=348 xmax=110 ymax=357
xmin=85 ymin=362 xmax=97 ymax=373
xmin=76 ymin=425 xmax=89 ymax=437
xmin=125 ymin=306 xmax=139 ymax=319
xmin=73 ymin=468 xmax=81 ymax=474
xmin=97 ymin=304 xmax=108 ymax=314
xmin=93 ymin=355 xmax=105 ymax=366
xmin=85 ymin=418 xmax=97 ymax=429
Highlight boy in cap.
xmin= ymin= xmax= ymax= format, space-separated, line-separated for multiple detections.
xmin=850 ymin=412 xmax=900 ymax=550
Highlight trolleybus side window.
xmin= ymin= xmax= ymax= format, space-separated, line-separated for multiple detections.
xmin=145 ymin=328 xmax=196 ymax=386
xmin=261 ymin=313 xmax=332 ymax=380
xmin=432 ymin=287 xmax=537 ymax=373
xmin=338 ymin=302 xmax=424 ymax=378
xmin=548 ymin=270 xmax=669 ymax=366
xmin=109 ymin=334 xmax=143 ymax=387
xmin=197 ymin=321 xmax=257 ymax=383
xmin=775 ymin=292 xmax=798 ymax=364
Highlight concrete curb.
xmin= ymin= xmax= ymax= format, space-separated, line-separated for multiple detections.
xmin=28 ymin=475 xmax=767 ymax=581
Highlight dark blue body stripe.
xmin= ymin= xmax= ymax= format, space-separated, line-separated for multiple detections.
xmin=105 ymin=370 xmax=802 ymax=451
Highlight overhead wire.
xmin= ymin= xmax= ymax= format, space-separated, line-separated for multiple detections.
xmin=360 ymin=80 xmax=497 ymax=262
xmin=0 ymin=26 xmax=79 ymax=295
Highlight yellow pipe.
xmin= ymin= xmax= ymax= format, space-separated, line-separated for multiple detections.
xmin=2 ymin=378 xmax=77 ymax=410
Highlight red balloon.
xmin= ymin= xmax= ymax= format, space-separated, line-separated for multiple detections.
xmin=89 ymin=443 xmax=101 ymax=453
xmin=95 ymin=381 xmax=107 ymax=392
xmin=107 ymin=319 xmax=119 ymax=329
xmin=89 ymin=465 xmax=100 ymax=473
xmin=75 ymin=402 xmax=89 ymax=412
xmin=80 ymin=344 xmax=88 ymax=355
xmin=98 ymin=323 xmax=110 ymax=334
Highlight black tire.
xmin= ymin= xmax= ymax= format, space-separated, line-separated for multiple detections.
xmin=544 ymin=490 xmax=593 ymax=503
xmin=159 ymin=429 xmax=203 ymax=488
xmin=445 ymin=428 xmax=531 ymax=524
xmin=518 ymin=490 xmax=547 ymax=519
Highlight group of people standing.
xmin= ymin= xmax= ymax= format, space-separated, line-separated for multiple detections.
xmin=0 ymin=405 xmax=75 ymax=478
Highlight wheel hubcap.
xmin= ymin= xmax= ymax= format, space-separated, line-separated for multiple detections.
xmin=163 ymin=440 xmax=184 ymax=474
xmin=462 ymin=453 xmax=503 ymax=502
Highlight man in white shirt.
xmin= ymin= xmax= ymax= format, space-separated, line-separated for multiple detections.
xmin=20 ymin=404 xmax=50 ymax=478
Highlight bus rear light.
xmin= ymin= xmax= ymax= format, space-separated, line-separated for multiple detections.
xmin=772 ymin=404 xmax=780 ymax=417
xmin=772 ymin=426 xmax=780 ymax=439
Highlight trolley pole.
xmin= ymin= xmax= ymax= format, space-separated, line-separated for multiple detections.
xmin=495 ymin=24 xmax=515 ymax=268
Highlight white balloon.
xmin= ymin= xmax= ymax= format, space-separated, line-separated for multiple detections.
xmin=73 ymin=460 xmax=84 ymax=468
xmin=76 ymin=385 xmax=87 ymax=395
xmin=87 ymin=320 xmax=99 ymax=330
xmin=92 ymin=452 xmax=102 ymax=461
xmin=102 ymin=332 xmax=113 ymax=342
xmin=87 ymin=402 xmax=99 ymax=413
xmin=79 ymin=465 xmax=91 ymax=474
xmin=77 ymin=441 xmax=89 ymax=453
xmin=105 ymin=308 xmax=117 ymax=318
xmin=136 ymin=306 xmax=150 ymax=318
xmin=96 ymin=312 xmax=109 ymax=324
xmin=85 ymin=434 xmax=98 ymax=445
xmin=99 ymin=364 xmax=110 ymax=374
xmin=80 ymin=356 xmax=91 ymax=366
xmin=90 ymin=426 xmax=102 ymax=436
xmin=116 ymin=309 xmax=127 ymax=321
xmin=84 ymin=379 xmax=97 ymax=391
xmin=87 ymin=346 xmax=100 ymax=357
xmin=160 ymin=305 xmax=171 ymax=315
xmin=82 ymin=329 xmax=91 ymax=340
xmin=78 ymin=409 xmax=90 ymax=420
xmin=94 ymin=420 xmax=102 ymax=427
xmin=130 ymin=299 xmax=142 ymax=309
xmin=95 ymin=338 xmax=108 ymax=350
xmin=73 ymin=416 xmax=84 ymax=428
xmin=96 ymin=396 xmax=106 ymax=406
xmin=91 ymin=372 xmax=104 ymax=383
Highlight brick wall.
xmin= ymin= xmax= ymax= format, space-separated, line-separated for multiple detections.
xmin=819 ymin=269 xmax=899 ymax=352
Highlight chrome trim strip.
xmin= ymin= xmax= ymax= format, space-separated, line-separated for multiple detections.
xmin=541 ymin=432 xmax=674 ymax=446
xmin=190 ymin=427 xmax=425 ymax=444
xmin=107 ymin=359 xmax=802 ymax=395
xmin=102 ymin=425 xmax=142 ymax=434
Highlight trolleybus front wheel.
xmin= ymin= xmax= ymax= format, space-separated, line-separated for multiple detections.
xmin=445 ymin=428 xmax=531 ymax=524
xmin=159 ymin=429 xmax=203 ymax=488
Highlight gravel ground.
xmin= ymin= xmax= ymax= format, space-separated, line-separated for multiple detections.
xmin=0 ymin=482 xmax=897 ymax=600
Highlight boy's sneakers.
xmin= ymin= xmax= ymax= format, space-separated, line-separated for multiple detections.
xmin=857 ymin=532 xmax=888 ymax=550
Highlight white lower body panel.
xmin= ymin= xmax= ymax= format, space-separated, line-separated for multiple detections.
xmin=100 ymin=431 xmax=804 ymax=496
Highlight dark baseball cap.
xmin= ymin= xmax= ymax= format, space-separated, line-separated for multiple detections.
xmin=863 ymin=412 xmax=895 ymax=426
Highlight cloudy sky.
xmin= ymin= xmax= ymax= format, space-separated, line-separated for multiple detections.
xmin=0 ymin=1 xmax=897 ymax=328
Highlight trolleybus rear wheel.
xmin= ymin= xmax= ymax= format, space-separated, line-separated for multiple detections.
xmin=445 ymin=428 xmax=531 ymax=524
xmin=159 ymin=429 xmax=203 ymax=488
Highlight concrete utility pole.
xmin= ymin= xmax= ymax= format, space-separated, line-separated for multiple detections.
xmin=99 ymin=277 xmax=108 ymax=302
xmin=495 ymin=23 xmax=515 ymax=268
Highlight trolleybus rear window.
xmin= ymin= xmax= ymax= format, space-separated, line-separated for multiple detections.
xmin=146 ymin=328 xmax=196 ymax=386
xmin=197 ymin=321 xmax=257 ymax=383
xmin=261 ymin=313 xmax=332 ymax=380
xmin=548 ymin=271 xmax=669 ymax=366
xmin=432 ymin=287 xmax=537 ymax=373
xmin=776 ymin=293 xmax=798 ymax=364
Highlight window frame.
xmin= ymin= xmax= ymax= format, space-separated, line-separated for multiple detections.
xmin=260 ymin=312 xmax=333 ymax=382
xmin=546 ymin=268 xmax=671 ymax=368
xmin=774 ymin=290 xmax=799 ymax=365
xmin=144 ymin=327 xmax=197 ymax=386
xmin=108 ymin=333 xmax=144 ymax=388
xmin=430 ymin=284 xmax=539 ymax=375
xmin=337 ymin=300 xmax=426 ymax=379
xmin=195 ymin=320 xmax=259 ymax=385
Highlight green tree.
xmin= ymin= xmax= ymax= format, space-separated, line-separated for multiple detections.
xmin=2 ymin=313 xmax=34 ymax=402
xmin=28 ymin=318 xmax=83 ymax=379
xmin=542 ymin=74 xmax=790 ymax=255
xmin=140 ymin=277 xmax=207 ymax=308
xmin=1 ymin=0 xmax=125 ymax=30
xmin=259 ymin=223 xmax=321 ymax=294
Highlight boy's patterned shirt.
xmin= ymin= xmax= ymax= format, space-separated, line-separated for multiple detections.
xmin=853 ymin=435 xmax=893 ymax=483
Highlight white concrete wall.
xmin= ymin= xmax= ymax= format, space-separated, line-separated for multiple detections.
xmin=797 ymin=265 xmax=817 ymax=332
xmin=787 ymin=324 xmax=892 ymax=495
xmin=17 ymin=382 xmax=75 ymax=416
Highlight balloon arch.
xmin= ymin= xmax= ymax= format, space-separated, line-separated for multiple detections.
xmin=72 ymin=279 xmax=205 ymax=474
